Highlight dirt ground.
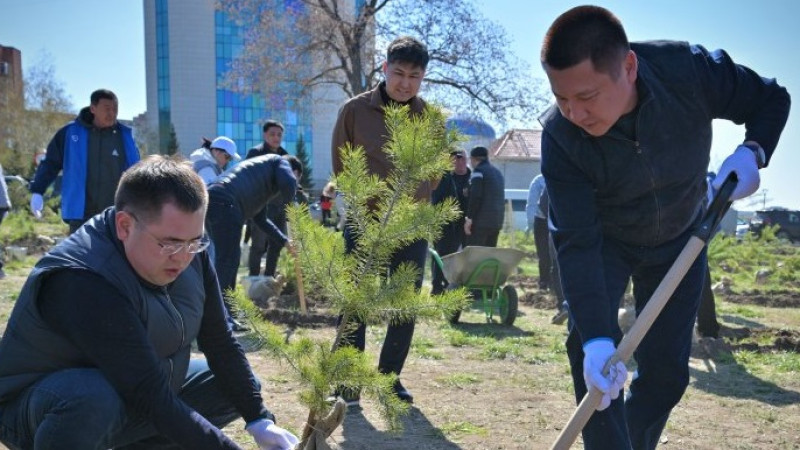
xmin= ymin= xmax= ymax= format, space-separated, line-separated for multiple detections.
xmin=220 ymin=278 xmax=800 ymax=449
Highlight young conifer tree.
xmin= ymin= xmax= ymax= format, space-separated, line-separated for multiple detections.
xmin=234 ymin=104 xmax=468 ymax=448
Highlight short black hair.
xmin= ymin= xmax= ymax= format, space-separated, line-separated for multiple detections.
xmin=387 ymin=36 xmax=429 ymax=70
xmin=282 ymin=154 xmax=303 ymax=176
xmin=470 ymin=146 xmax=489 ymax=160
xmin=115 ymin=155 xmax=207 ymax=223
xmin=263 ymin=119 xmax=284 ymax=132
xmin=90 ymin=89 xmax=118 ymax=105
xmin=541 ymin=5 xmax=629 ymax=78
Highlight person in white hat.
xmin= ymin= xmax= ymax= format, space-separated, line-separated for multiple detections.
xmin=190 ymin=136 xmax=241 ymax=184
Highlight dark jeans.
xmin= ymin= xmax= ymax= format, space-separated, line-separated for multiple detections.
xmin=564 ymin=225 xmax=706 ymax=450
xmin=549 ymin=233 xmax=566 ymax=310
xmin=247 ymin=205 xmax=287 ymax=277
xmin=0 ymin=360 xmax=241 ymax=450
xmin=431 ymin=223 xmax=465 ymax=295
xmin=466 ymin=226 xmax=499 ymax=247
xmin=695 ymin=265 xmax=719 ymax=337
xmin=533 ymin=217 xmax=552 ymax=289
xmin=206 ymin=192 xmax=245 ymax=315
xmin=338 ymin=225 xmax=427 ymax=376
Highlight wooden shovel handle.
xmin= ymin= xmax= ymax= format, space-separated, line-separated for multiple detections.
xmin=550 ymin=237 xmax=706 ymax=450
xmin=294 ymin=255 xmax=307 ymax=314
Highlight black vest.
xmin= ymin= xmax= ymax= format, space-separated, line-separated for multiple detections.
xmin=0 ymin=208 xmax=206 ymax=401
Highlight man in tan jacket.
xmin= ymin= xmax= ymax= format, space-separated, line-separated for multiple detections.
xmin=330 ymin=36 xmax=430 ymax=406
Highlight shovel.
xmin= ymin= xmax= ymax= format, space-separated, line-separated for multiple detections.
xmin=550 ymin=173 xmax=738 ymax=450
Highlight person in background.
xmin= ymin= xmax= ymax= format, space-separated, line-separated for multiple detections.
xmin=205 ymin=154 xmax=299 ymax=331
xmin=696 ymin=171 xmax=722 ymax=338
xmin=330 ymin=35 xmax=434 ymax=405
xmin=464 ymin=146 xmax=505 ymax=247
xmin=526 ymin=173 xmax=551 ymax=290
xmin=245 ymin=120 xmax=289 ymax=278
xmin=29 ymin=89 xmax=140 ymax=234
xmin=539 ymin=6 xmax=789 ymax=449
xmin=190 ymin=136 xmax=241 ymax=184
xmin=320 ymin=182 xmax=335 ymax=227
xmin=0 ymin=156 xmax=297 ymax=449
xmin=430 ymin=149 xmax=471 ymax=295
xmin=0 ymin=162 xmax=10 ymax=279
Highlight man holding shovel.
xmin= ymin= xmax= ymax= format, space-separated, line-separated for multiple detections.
xmin=539 ymin=5 xmax=790 ymax=449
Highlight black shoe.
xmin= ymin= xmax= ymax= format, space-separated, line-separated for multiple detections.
xmin=550 ymin=309 xmax=568 ymax=325
xmin=697 ymin=329 xmax=720 ymax=339
xmin=393 ymin=380 xmax=413 ymax=404
xmin=231 ymin=319 xmax=250 ymax=332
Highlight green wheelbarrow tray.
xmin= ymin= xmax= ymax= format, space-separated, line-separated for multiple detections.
xmin=430 ymin=246 xmax=525 ymax=325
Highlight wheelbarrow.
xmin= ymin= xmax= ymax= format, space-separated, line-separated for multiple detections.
xmin=429 ymin=246 xmax=526 ymax=325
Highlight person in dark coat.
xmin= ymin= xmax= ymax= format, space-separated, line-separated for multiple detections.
xmin=245 ymin=120 xmax=289 ymax=278
xmin=464 ymin=146 xmax=505 ymax=247
xmin=205 ymin=154 xmax=299 ymax=331
xmin=430 ymin=149 xmax=471 ymax=295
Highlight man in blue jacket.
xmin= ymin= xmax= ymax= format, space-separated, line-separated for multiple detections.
xmin=29 ymin=89 xmax=140 ymax=233
xmin=0 ymin=156 xmax=297 ymax=449
xmin=539 ymin=6 xmax=790 ymax=449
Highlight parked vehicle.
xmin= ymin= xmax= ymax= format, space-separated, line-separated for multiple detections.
xmin=504 ymin=189 xmax=528 ymax=231
xmin=748 ymin=207 xmax=800 ymax=242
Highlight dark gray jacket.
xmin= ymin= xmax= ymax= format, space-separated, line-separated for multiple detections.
xmin=540 ymin=40 xmax=790 ymax=341
xmin=467 ymin=160 xmax=505 ymax=230
xmin=208 ymin=154 xmax=297 ymax=243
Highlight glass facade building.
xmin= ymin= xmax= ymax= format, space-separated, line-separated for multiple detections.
xmin=150 ymin=1 xmax=312 ymax=158
xmin=213 ymin=10 xmax=312 ymax=153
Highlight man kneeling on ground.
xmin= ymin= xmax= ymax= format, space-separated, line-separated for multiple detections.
xmin=0 ymin=156 xmax=297 ymax=449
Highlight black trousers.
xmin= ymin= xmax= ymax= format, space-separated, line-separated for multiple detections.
xmin=431 ymin=223 xmax=465 ymax=295
xmin=338 ymin=226 xmax=427 ymax=376
xmin=695 ymin=265 xmax=720 ymax=337
xmin=247 ymin=206 xmax=287 ymax=277
xmin=466 ymin=226 xmax=499 ymax=247
xmin=533 ymin=217 xmax=552 ymax=289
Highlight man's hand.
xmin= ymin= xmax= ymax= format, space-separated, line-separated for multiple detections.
xmin=712 ymin=145 xmax=760 ymax=200
xmin=464 ymin=218 xmax=473 ymax=236
xmin=583 ymin=338 xmax=627 ymax=411
xmin=30 ymin=193 xmax=44 ymax=219
xmin=245 ymin=419 xmax=299 ymax=450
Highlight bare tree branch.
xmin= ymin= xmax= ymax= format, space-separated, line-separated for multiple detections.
xmin=217 ymin=0 xmax=550 ymax=125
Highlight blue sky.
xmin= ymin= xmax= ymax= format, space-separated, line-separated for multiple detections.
xmin=3 ymin=0 xmax=798 ymax=210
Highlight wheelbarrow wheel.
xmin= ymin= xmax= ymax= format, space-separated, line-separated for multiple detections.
xmin=500 ymin=285 xmax=518 ymax=326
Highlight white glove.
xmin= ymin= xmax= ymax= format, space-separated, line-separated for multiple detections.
xmin=246 ymin=419 xmax=299 ymax=450
xmin=712 ymin=145 xmax=760 ymax=201
xmin=583 ymin=338 xmax=627 ymax=411
xmin=30 ymin=193 xmax=44 ymax=219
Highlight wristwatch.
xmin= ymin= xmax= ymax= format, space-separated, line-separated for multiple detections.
xmin=742 ymin=142 xmax=766 ymax=169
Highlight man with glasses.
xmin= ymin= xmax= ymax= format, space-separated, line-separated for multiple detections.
xmin=205 ymin=154 xmax=300 ymax=331
xmin=0 ymin=156 xmax=298 ymax=449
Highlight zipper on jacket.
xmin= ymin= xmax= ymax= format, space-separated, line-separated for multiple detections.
xmin=633 ymin=109 xmax=662 ymax=244
xmin=161 ymin=287 xmax=186 ymax=352
xmin=160 ymin=286 xmax=185 ymax=389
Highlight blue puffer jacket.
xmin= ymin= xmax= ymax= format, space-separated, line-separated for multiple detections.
xmin=540 ymin=40 xmax=790 ymax=341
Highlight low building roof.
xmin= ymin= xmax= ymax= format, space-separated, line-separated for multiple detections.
xmin=490 ymin=128 xmax=542 ymax=161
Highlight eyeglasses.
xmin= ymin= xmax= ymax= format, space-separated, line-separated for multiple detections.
xmin=450 ymin=153 xmax=464 ymax=159
xmin=126 ymin=211 xmax=211 ymax=256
